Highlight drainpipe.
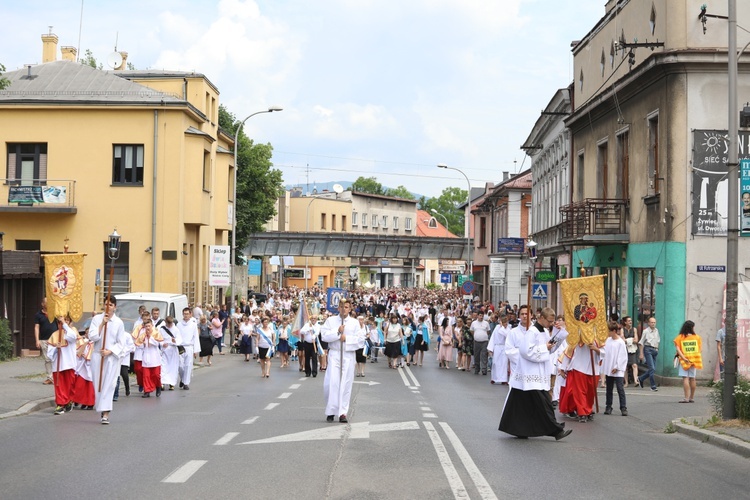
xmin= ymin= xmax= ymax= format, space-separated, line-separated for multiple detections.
xmin=151 ymin=110 xmax=158 ymax=291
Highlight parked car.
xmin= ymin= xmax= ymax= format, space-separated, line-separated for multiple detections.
xmin=247 ymin=291 xmax=267 ymax=305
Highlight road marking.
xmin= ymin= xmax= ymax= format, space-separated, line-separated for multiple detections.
xmin=420 ymin=407 xmax=431 ymax=411
xmin=162 ymin=460 xmax=207 ymax=483
xmin=423 ymin=421 xmax=469 ymax=499
xmin=239 ymin=421 xmax=419 ymax=444
xmin=264 ymin=403 xmax=280 ymax=410
xmin=397 ymin=367 xmax=411 ymax=386
xmin=404 ymin=366 xmax=421 ymax=387
xmin=299 ymin=377 xmax=308 ymax=381
xmin=440 ymin=422 xmax=498 ymax=500
xmin=278 ymin=392 xmax=292 ymax=399
xmin=241 ymin=416 xmax=259 ymax=425
xmin=423 ymin=413 xmax=437 ymax=418
xmin=289 ymin=384 xmax=301 ymax=389
xmin=353 ymin=380 xmax=380 ymax=386
xmin=214 ymin=432 xmax=240 ymax=446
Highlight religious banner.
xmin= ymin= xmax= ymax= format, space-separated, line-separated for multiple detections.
xmin=41 ymin=253 xmax=86 ymax=322
xmin=326 ymin=287 xmax=349 ymax=313
xmin=559 ymin=275 xmax=608 ymax=350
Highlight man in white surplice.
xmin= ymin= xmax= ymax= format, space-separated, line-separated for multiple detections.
xmin=321 ymin=298 xmax=365 ymax=423
xmin=88 ymin=296 xmax=128 ymax=424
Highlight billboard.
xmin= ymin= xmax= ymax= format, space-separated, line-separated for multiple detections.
xmin=208 ymin=245 xmax=231 ymax=287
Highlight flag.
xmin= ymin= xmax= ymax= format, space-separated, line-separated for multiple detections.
xmin=41 ymin=253 xmax=86 ymax=322
xmin=292 ymin=298 xmax=309 ymax=337
xmin=559 ymin=275 xmax=608 ymax=351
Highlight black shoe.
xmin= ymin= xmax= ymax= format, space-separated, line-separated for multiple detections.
xmin=156 ymin=387 xmax=162 ymax=397
xmin=621 ymin=408 xmax=628 ymax=416
xmin=326 ymin=415 xmax=334 ymax=423
xmin=603 ymin=407 xmax=612 ymax=415
xmin=64 ymin=402 xmax=73 ymax=412
xmin=587 ymin=414 xmax=594 ymax=421
xmin=125 ymin=387 xmax=131 ymax=396
xmin=313 ymin=373 xmax=317 ymax=377
xmin=179 ymin=381 xmax=184 ymax=388
xmin=305 ymin=374 xmax=311 ymax=377
xmin=339 ymin=414 xmax=348 ymax=423
xmin=555 ymin=429 xmax=572 ymax=441
xmin=578 ymin=416 xmax=587 ymax=423
xmin=142 ymin=393 xmax=151 ymax=398
xmin=183 ymin=385 xmax=190 ymax=390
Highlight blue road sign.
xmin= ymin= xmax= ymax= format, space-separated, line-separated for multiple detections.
xmin=440 ymin=273 xmax=452 ymax=284
xmin=462 ymin=281 xmax=475 ymax=295
xmin=532 ymin=283 xmax=548 ymax=300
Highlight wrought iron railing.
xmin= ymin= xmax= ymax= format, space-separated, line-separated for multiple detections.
xmin=559 ymin=198 xmax=628 ymax=242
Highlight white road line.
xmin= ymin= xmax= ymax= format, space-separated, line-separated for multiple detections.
xmin=423 ymin=421 xmax=469 ymax=499
xmin=264 ymin=403 xmax=280 ymax=410
xmin=289 ymin=384 xmax=301 ymax=389
xmin=423 ymin=413 xmax=437 ymax=418
xmin=214 ymin=432 xmax=240 ymax=446
xmin=440 ymin=422 xmax=498 ymax=500
xmin=278 ymin=392 xmax=292 ymax=399
xmin=161 ymin=460 xmax=207 ymax=483
xmin=420 ymin=407 xmax=431 ymax=411
xmin=299 ymin=377 xmax=308 ymax=381
xmin=397 ymin=367 xmax=411 ymax=386
xmin=404 ymin=365 xmax=421 ymax=387
xmin=241 ymin=416 xmax=259 ymax=425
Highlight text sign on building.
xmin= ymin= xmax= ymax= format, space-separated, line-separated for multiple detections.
xmin=247 ymin=259 xmax=262 ymax=276
xmin=697 ymin=265 xmax=726 ymax=272
xmin=496 ymin=238 xmax=525 ymax=253
xmin=535 ymin=270 xmax=557 ymax=282
xmin=742 ymin=159 xmax=750 ymax=236
xmin=208 ymin=245 xmax=231 ymax=287
xmin=489 ymin=257 xmax=506 ymax=286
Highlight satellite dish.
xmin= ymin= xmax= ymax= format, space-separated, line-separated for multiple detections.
xmin=332 ymin=184 xmax=344 ymax=194
xmin=106 ymin=52 xmax=123 ymax=69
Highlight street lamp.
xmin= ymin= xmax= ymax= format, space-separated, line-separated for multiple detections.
xmin=430 ymin=208 xmax=450 ymax=236
xmin=230 ymin=106 xmax=282 ymax=321
xmin=437 ymin=164 xmax=472 ymax=279
xmin=526 ymin=237 xmax=537 ymax=311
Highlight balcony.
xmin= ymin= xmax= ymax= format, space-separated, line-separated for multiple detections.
xmin=559 ymin=198 xmax=629 ymax=245
xmin=0 ymin=179 xmax=76 ymax=213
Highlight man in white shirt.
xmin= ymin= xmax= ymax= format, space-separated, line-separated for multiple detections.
xmin=300 ymin=317 xmax=320 ymax=377
xmin=321 ymin=299 xmax=365 ymax=423
xmin=470 ymin=314 xmax=491 ymax=375
xmin=177 ymin=307 xmax=199 ymax=390
xmin=637 ymin=316 xmax=660 ymax=391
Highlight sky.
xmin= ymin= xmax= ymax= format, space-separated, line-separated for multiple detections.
xmin=1 ymin=0 xmax=607 ymax=198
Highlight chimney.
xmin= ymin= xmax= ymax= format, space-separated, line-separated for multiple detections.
xmin=503 ymin=171 xmax=510 ymax=182
xmin=116 ymin=51 xmax=128 ymax=71
xmin=42 ymin=33 xmax=59 ymax=63
xmin=61 ymin=46 xmax=77 ymax=62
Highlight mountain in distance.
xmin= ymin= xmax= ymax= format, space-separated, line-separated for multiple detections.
xmin=285 ymin=180 xmax=427 ymax=201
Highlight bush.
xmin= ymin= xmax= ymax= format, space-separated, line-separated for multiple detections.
xmin=0 ymin=319 xmax=13 ymax=361
xmin=425 ymin=282 xmax=441 ymax=290
xmin=708 ymin=376 xmax=750 ymax=421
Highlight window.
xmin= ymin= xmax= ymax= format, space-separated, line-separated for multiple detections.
xmin=320 ymin=213 xmax=327 ymax=230
xmin=7 ymin=143 xmax=48 ymax=185
xmin=648 ymin=113 xmax=660 ymax=195
xmin=102 ymin=241 xmax=130 ymax=298
xmin=332 ymin=214 xmax=337 ymax=231
xmin=650 ymin=4 xmax=657 ymax=35
xmin=405 ymin=217 xmax=412 ymax=230
xmin=228 ymin=166 xmax=234 ymax=202
xmin=576 ymin=151 xmax=585 ymax=201
xmin=428 ymin=218 xmax=437 ymax=228
xmin=393 ymin=216 xmax=399 ymax=229
xmin=479 ymin=217 xmax=487 ymax=248
xmin=352 ymin=212 xmax=358 ymax=226
xmin=342 ymin=215 xmax=347 ymax=232
xmin=600 ymin=49 xmax=605 ymax=76
xmin=610 ymin=41 xmax=615 ymax=68
xmin=16 ymin=239 xmax=40 ymax=250
xmin=381 ymin=215 xmax=388 ymax=228
xmin=616 ymin=130 xmax=629 ymax=199
xmin=579 ymin=69 xmax=584 ymax=92
xmin=633 ymin=268 xmax=656 ymax=334
xmin=113 ymin=144 xmax=144 ymax=185
xmin=362 ymin=213 xmax=368 ymax=227
xmin=597 ymin=140 xmax=608 ymax=199
xmin=372 ymin=214 xmax=378 ymax=227
xmin=202 ymin=151 xmax=211 ymax=192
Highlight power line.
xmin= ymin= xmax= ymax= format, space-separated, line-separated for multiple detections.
xmin=272 ymin=162 xmax=493 ymax=184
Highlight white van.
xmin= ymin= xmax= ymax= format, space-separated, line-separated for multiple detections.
xmin=115 ymin=292 xmax=189 ymax=333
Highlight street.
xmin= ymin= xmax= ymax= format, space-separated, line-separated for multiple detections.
xmin=0 ymin=353 xmax=747 ymax=499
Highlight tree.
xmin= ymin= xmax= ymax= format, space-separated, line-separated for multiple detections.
xmin=351 ymin=176 xmax=384 ymax=195
xmin=421 ymin=186 xmax=468 ymax=237
xmin=385 ymin=185 xmax=415 ymax=200
xmin=81 ymin=49 xmax=103 ymax=70
xmin=0 ymin=63 xmax=10 ymax=90
xmin=219 ymin=105 xmax=284 ymax=263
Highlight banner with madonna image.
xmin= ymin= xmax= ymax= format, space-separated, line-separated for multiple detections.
xmin=41 ymin=253 xmax=86 ymax=322
xmin=559 ymin=275 xmax=608 ymax=353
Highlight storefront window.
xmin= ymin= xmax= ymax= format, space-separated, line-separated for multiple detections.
xmin=632 ymin=268 xmax=656 ymax=333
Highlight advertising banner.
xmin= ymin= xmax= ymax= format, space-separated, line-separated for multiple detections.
xmin=208 ymin=245 xmax=231 ymax=287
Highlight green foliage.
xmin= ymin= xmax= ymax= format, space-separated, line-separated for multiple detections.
xmin=126 ymin=62 xmax=136 ymax=70
xmin=664 ymin=421 xmax=676 ymax=433
xmin=0 ymin=319 xmax=13 ymax=361
xmin=420 ymin=186 xmax=468 ymax=237
xmin=385 ymin=185 xmax=415 ymax=200
xmin=219 ymin=105 xmax=284 ymax=263
xmin=0 ymin=63 xmax=10 ymax=90
xmin=81 ymin=49 xmax=103 ymax=70
xmin=708 ymin=376 xmax=750 ymax=421
xmin=351 ymin=176 xmax=384 ymax=195
xmin=425 ymin=282 xmax=441 ymax=290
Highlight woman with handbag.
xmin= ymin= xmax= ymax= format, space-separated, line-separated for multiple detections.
xmin=438 ymin=317 xmax=454 ymax=369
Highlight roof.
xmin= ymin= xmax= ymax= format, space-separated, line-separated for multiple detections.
xmin=416 ymin=210 xmax=457 ymax=238
xmin=0 ymin=60 xmax=184 ymax=105
xmin=117 ymin=69 xmax=219 ymax=94
xmin=351 ymin=190 xmax=418 ymax=204
xmin=485 ymin=170 xmax=532 ymax=200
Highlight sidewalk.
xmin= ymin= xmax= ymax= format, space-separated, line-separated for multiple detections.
xmin=1 ymin=357 xmax=749 ymax=457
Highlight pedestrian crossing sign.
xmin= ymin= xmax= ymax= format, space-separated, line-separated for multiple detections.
xmin=532 ymin=283 xmax=548 ymax=300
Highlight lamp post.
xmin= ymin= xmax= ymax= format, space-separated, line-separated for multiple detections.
xmin=526 ymin=237 xmax=537 ymax=310
xmin=100 ymin=229 xmax=121 ymax=392
xmin=430 ymin=208 xmax=450 ymax=236
xmin=230 ymin=106 xmax=282 ymax=325
xmin=437 ymin=164 xmax=472 ymax=279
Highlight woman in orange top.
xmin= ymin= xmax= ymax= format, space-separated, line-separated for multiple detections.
xmin=673 ymin=320 xmax=702 ymax=403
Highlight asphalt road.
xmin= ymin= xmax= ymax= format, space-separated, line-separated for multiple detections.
xmin=0 ymin=354 xmax=747 ymax=499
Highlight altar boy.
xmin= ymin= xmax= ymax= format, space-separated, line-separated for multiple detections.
xmin=602 ymin=321 xmax=628 ymax=416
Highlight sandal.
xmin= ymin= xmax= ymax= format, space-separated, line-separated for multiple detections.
xmin=688 ymin=399 xmax=695 ymax=403
xmin=678 ymin=399 xmax=689 ymax=403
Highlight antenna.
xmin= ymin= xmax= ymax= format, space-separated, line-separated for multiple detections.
xmin=76 ymin=0 xmax=84 ymax=62
xmin=106 ymin=51 xmax=123 ymax=69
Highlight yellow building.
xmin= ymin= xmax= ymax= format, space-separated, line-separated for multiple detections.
xmin=0 ymin=34 xmax=235 ymax=308
xmin=285 ymin=193 xmax=352 ymax=289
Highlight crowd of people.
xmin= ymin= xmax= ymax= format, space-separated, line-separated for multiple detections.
xmin=34 ymin=284 xmax=705 ymax=431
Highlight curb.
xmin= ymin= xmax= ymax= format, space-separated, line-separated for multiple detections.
xmin=0 ymin=397 xmax=55 ymax=421
xmin=672 ymin=419 xmax=750 ymax=459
